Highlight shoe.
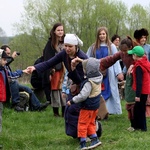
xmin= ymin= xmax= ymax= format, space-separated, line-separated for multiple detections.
xmin=80 ymin=141 xmax=88 ymax=150
xmin=127 ymin=127 xmax=135 ymax=132
xmin=14 ymin=106 xmax=24 ymax=112
xmin=38 ymin=102 xmax=49 ymax=111
xmin=54 ymin=114 xmax=61 ymax=117
xmin=88 ymin=137 xmax=101 ymax=149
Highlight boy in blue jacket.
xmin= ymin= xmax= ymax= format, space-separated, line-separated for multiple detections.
xmin=0 ymin=49 xmax=11 ymax=148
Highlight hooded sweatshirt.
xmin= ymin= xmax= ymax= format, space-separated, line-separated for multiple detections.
xmin=70 ymin=58 xmax=103 ymax=110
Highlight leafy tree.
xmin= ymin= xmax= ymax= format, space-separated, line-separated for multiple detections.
xmin=8 ymin=0 xmax=150 ymax=82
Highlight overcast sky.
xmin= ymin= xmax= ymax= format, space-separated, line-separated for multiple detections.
xmin=0 ymin=0 xmax=149 ymax=36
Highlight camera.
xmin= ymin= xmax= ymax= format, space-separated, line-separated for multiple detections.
xmin=16 ymin=52 xmax=20 ymax=56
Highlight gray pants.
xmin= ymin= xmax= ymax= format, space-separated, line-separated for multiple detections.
xmin=0 ymin=102 xmax=3 ymax=133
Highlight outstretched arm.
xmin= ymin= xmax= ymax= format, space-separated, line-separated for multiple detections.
xmin=100 ymin=51 xmax=121 ymax=71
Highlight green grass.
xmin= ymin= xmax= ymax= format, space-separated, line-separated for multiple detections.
xmin=1 ymin=100 xmax=150 ymax=150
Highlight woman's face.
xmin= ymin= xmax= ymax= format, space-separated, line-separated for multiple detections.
xmin=139 ymin=36 xmax=147 ymax=46
xmin=99 ymin=30 xmax=107 ymax=42
xmin=54 ymin=26 xmax=64 ymax=38
xmin=64 ymin=44 xmax=76 ymax=57
xmin=113 ymin=38 xmax=120 ymax=47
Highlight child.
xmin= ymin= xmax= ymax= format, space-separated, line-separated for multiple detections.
xmin=67 ymin=57 xmax=102 ymax=150
xmin=128 ymin=46 xmax=150 ymax=131
xmin=0 ymin=49 xmax=11 ymax=148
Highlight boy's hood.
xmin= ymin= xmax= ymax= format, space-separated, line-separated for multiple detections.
xmin=82 ymin=57 xmax=102 ymax=78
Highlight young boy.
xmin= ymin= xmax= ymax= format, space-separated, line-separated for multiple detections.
xmin=67 ymin=57 xmax=102 ymax=150
xmin=0 ymin=49 xmax=11 ymax=148
xmin=128 ymin=46 xmax=150 ymax=131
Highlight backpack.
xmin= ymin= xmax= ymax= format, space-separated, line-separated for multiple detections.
xmin=30 ymin=56 xmax=43 ymax=89
xmin=17 ymin=92 xmax=29 ymax=111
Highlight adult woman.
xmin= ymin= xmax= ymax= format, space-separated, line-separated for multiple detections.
xmin=111 ymin=34 xmax=121 ymax=50
xmin=134 ymin=28 xmax=150 ymax=117
xmin=42 ymin=23 xmax=65 ymax=117
xmin=27 ymin=33 xmax=88 ymax=138
xmin=87 ymin=27 xmax=123 ymax=115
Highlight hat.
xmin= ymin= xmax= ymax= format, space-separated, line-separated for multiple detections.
xmin=82 ymin=58 xmax=102 ymax=78
xmin=64 ymin=34 xmax=83 ymax=46
xmin=128 ymin=46 xmax=144 ymax=57
xmin=134 ymin=28 xmax=149 ymax=39
xmin=0 ymin=49 xmax=11 ymax=59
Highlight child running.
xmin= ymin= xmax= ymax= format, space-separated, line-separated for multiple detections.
xmin=67 ymin=57 xmax=102 ymax=150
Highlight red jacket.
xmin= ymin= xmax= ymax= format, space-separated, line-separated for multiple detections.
xmin=0 ymin=73 xmax=6 ymax=102
xmin=132 ymin=56 xmax=150 ymax=94
xmin=0 ymin=69 xmax=11 ymax=102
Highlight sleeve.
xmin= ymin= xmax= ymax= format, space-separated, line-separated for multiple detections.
xmin=100 ymin=52 xmax=121 ymax=71
xmin=86 ymin=45 xmax=94 ymax=57
xmin=135 ymin=66 xmax=143 ymax=97
xmin=111 ymin=44 xmax=122 ymax=76
xmin=35 ymin=50 xmax=64 ymax=73
xmin=72 ymin=81 xmax=92 ymax=103
xmin=8 ymin=69 xmax=23 ymax=79
xmin=62 ymin=70 xmax=69 ymax=93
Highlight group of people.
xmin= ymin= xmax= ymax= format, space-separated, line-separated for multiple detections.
xmin=1 ymin=22 xmax=150 ymax=150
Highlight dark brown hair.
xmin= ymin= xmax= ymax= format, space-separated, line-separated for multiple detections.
xmin=49 ymin=23 xmax=65 ymax=49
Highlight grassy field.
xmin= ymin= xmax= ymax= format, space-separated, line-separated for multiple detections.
xmin=1 ymin=100 xmax=150 ymax=150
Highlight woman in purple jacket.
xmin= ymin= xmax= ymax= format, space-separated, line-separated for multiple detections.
xmin=27 ymin=34 xmax=88 ymax=138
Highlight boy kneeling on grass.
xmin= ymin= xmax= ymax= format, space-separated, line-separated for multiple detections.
xmin=67 ymin=57 xmax=102 ymax=150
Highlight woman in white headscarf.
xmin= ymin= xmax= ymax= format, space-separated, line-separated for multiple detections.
xmin=27 ymin=33 xmax=88 ymax=138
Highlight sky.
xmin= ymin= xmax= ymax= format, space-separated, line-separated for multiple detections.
xmin=0 ymin=0 xmax=149 ymax=36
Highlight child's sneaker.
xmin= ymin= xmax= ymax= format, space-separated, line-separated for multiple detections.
xmin=88 ymin=137 xmax=101 ymax=149
xmin=80 ymin=141 xmax=88 ymax=150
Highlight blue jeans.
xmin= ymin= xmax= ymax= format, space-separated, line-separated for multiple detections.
xmin=10 ymin=80 xmax=41 ymax=110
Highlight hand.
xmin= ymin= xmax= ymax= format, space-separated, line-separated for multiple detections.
xmin=23 ymin=69 xmax=30 ymax=74
xmin=135 ymin=97 xmax=140 ymax=102
xmin=117 ymin=73 xmax=124 ymax=81
xmin=62 ymin=93 xmax=67 ymax=99
xmin=127 ymin=65 xmax=134 ymax=75
xmin=11 ymin=51 xmax=18 ymax=58
xmin=26 ymin=66 xmax=36 ymax=74
xmin=67 ymin=101 xmax=71 ymax=106
xmin=71 ymin=57 xmax=83 ymax=71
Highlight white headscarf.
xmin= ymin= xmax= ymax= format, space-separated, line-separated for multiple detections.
xmin=64 ymin=34 xmax=83 ymax=46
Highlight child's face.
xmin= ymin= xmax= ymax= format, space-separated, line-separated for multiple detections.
xmin=1 ymin=58 xmax=7 ymax=66
xmin=132 ymin=54 xmax=138 ymax=61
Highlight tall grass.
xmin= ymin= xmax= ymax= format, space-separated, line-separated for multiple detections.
xmin=1 ymin=100 xmax=150 ymax=150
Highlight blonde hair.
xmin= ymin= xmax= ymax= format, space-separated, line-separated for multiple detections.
xmin=93 ymin=27 xmax=112 ymax=56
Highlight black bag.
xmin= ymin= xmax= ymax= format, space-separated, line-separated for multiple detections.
xmin=30 ymin=56 xmax=43 ymax=89
xmin=18 ymin=92 xmax=29 ymax=110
